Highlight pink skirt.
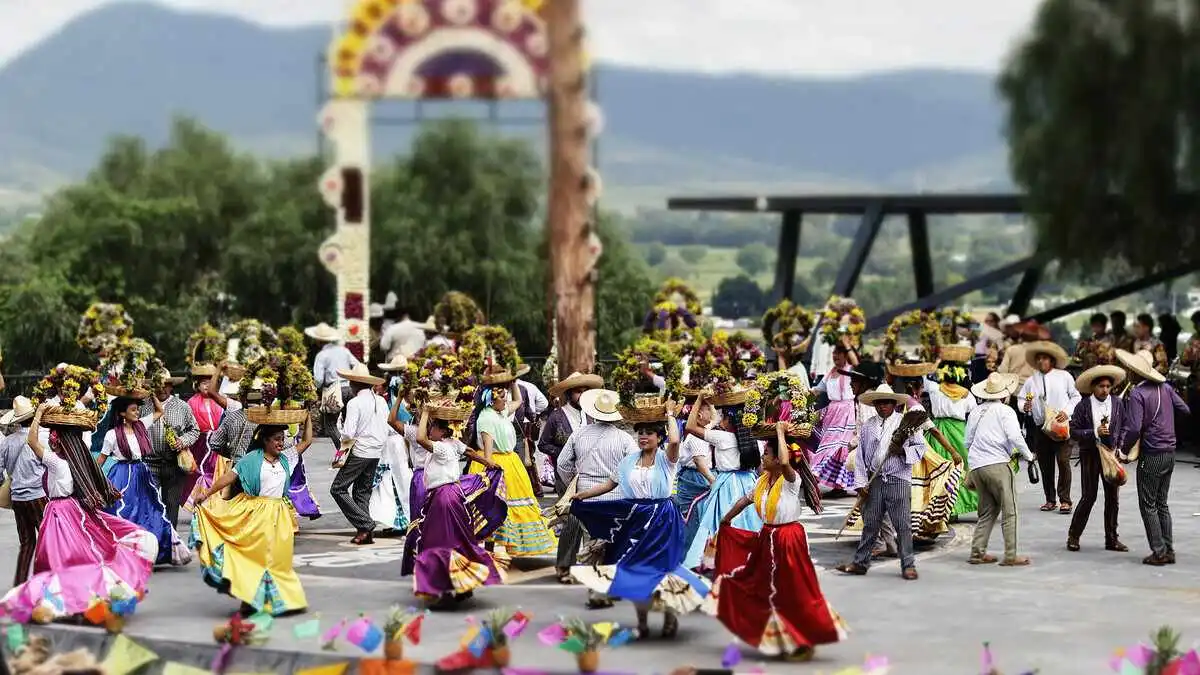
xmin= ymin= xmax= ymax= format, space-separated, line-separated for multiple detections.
xmin=1 ymin=498 xmax=157 ymax=623
xmin=810 ymin=400 xmax=855 ymax=490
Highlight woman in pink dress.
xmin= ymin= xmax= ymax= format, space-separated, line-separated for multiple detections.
xmin=810 ymin=341 xmax=858 ymax=492
xmin=183 ymin=366 xmax=228 ymax=507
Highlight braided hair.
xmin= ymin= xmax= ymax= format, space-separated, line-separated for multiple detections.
xmin=722 ymin=404 xmax=761 ymax=471
xmin=47 ymin=426 xmax=121 ymax=511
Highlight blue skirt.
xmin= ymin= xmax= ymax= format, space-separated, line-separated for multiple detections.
xmin=105 ymin=460 xmax=179 ymax=565
xmin=674 ymin=467 xmax=709 ymax=552
xmin=571 ymin=498 xmax=708 ymax=605
xmin=683 ymin=470 xmax=762 ymax=570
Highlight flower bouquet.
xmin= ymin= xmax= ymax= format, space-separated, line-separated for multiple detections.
xmin=239 ymin=349 xmax=317 ymax=425
xmin=689 ymin=331 xmax=765 ymax=405
xmin=434 ymin=291 xmax=485 ymax=337
xmin=459 ymin=325 xmax=523 ymax=377
xmin=538 ymin=617 xmax=635 ymax=674
xmin=937 ymin=308 xmax=977 ymax=347
xmin=76 ymin=303 xmax=134 ymax=355
xmin=276 ymin=326 xmax=307 ymax=362
xmin=762 ymin=299 xmax=815 ymax=358
xmin=185 ymin=323 xmax=226 ymax=370
xmin=643 ymin=278 xmax=704 ymax=344
xmin=225 ymin=319 xmax=279 ymax=380
xmin=31 ymin=364 xmax=108 ymax=429
xmin=742 ymin=371 xmax=817 ymax=439
xmin=100 ymin=338 xmax=162 ymax=398
xmin=404 ymin=345 xmax=476 ymax=426
xmin=819 ymin=296 xmax=866 ymax=347
xmin=381 ymin=606 xmax=426 ymax=661
xmin=883 ymin=310 xmax=942 ymax=368
xmin=610 ymin=337 xmax=683 ymax=421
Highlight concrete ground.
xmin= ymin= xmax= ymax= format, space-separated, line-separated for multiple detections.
xmin=3 ymin=440 xmax=1199 ymax=674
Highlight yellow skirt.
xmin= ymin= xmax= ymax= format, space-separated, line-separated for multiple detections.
xmin=470 ymin=452 xmax=557 ymax=557
xmin=192 ymin=493 xmax=307 ymax=616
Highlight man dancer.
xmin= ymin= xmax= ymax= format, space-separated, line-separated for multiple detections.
xmin=331 ymin=364 xmax=389 ymax=546
xmin=1116 ymin=349 xmax=1191 ymax=566
xmin=139 ymin=369 xmax=200 ymax=528
xmin=836 ymin=383 xmax=926 ymax=581
xmin=1067 ymin=364 xmax=1128 ymax=553
xmin=308 ymin=322 xmax=361 ymax=448
xmin=0 ymin=397 xmax=45 ymax=586
xmin=1018 ymin=341 xmax=1080 ymax=514
xmin=539 ymin=372 xmax=603 ymax=496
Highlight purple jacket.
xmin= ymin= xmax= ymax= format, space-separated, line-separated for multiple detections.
xmin=1070 ymin=394 xmax=1124 ymax=451
xmin=1120 ymin=382 xmax=1191 ymax=454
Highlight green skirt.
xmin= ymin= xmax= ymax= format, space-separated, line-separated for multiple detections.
xmin=927 ymin=417 xmax=978 ymax=516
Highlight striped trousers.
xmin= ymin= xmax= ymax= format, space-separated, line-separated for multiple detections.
xmin=853 ymin=478 xmax=915 ymax=569
xmin=1135 ymin=451 xmax=1175 ymax=557
xmin=12 ymin=497 xmax=47 ymax=587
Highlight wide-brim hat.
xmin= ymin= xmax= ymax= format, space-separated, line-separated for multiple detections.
xmin=419 ymin=316 xmax=439 ymax=333
xmin=515 ymin=363 xmax=530 ymax=378
xmin=860 ymin=383 xmax=909 ymax=406
xmin=1075 ymin=365 xmax=1125 ymax=394
xmin=838 ymin=361 xmax=885 ymax=384
xmin=1024 ymin=341 xmax=1069 ymax=370
xmin=157 ymin=369 xmax=186 ymax=386
xmin=481 ymin=367 xmax=515 ymax=386
xmin=337 ymin=363 xmax=385 ymax=386
xmin=579 ymin=388 xmax=623 ymax=422
xmin=1116 ymin=349 xmax=1166 ymax=384
xmin=191 ymin=364 xmax=218 ymax=378
xmin=1000 ymin=314 xmax=1021 ymax=328
xmin=0 ymin=396 xmax=36 ymax=425
xmin=549 ymin=371 xmax=604 ymax=398
xmin=377 ymin=354 xmax=408 ymax=372
xmin=304 ymin=322 xmax=342 ymax=343
xmin=971 ymin=372 xmax=1019 ymax=401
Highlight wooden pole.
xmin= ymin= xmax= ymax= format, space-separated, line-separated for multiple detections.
xmin=545 ymin=0 xmax=595 ymax=377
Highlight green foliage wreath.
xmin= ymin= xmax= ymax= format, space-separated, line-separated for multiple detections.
xmin=610 ymin=337 xmax=683 ymax=407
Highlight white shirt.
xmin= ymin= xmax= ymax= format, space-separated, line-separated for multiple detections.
xmin=339 ymin=390 xmax=390 ymax=460
xmin=626 ymin=462 xmax=657 ymax=499
xmin=312 ymin=343 xmax=361 ymax=389
xmin=100 ymin=414 xmax=158 ymax=459
xmin=964 ymin=401 xmax=1034 ymax=470
xmin=40 ymin=450 xmax=75 ymax=499
xmin=786 ymin=362 xmax=810 ymax=387
xmin=403 ymin=425 xmax=429 ymax=468
xmin=926 ymin=385 xmax=977 ymax=421
xmin=758 ymin=475 xmax=803 ymax=525
xmin=380 ymin=319 xmax=427 ymax=360
xmin=517 ymin=380 xmax=549 ymax=416
xmin=703 ymin=428 xmax=742 ymax=472
xmin=425 ymin=438 xmax=467 ymax=490
xmin=1091 ymin=395 xmax=1113 ymax=437
xmin=259 ymin=456 xmax=291 ymax=498
xmin=678 ymin=434 xmax=710 ymax=470
xmin=1018 ymin=369 xmax=1081 ymax=425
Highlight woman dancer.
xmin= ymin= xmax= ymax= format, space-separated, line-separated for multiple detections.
xmin=469 ymin=369 xmax=557 ymax=557
xmin=191 ymin=420 xmax=311 ymax=616
xmin=367 ymin=383 xmax=409 ymax=532
xmin=675 ymin=398 xmax=717 ymax=552
xmin=681 ymin=392 xmax=763 ymax=571
xmin=99 ymin=395 xmax=190 ymax=566
xmin=406 ymin=406 xmax=507 ymax=609
xmin=925 ymin=363 xmax=977 ymax=518
xmin=709 ymin=423 xmax=847 ymax=661
xmin=570 ymin=401 xmax=709 ymax=639
xmin=810 ymin=343 xmax=859 ymax=492
xmin=1 ymin=403 xmax=157 ymax=623
xmin=183 ymin=364 xmax=230 ymax=509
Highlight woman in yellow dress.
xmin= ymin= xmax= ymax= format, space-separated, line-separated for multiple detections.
xmin=468 ymin=368 xmax=557 ymax=557
xmin=190 ymin=416 xmax=313 ymax=616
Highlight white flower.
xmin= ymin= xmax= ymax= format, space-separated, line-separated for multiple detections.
xmin=448 ymin=74 xmax=474 ymax=98
xmin=492 ymin=1 xmax=524 ymax=33
xmin=442 ymin=0 xmax=478 ymax=26
xmin=396 ymin=3 xmax=431 ymax=36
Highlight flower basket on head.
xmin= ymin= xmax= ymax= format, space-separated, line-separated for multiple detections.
xmin=883 ymin=310 xmax=943 ymax=366
xmin=937 ymin=308 xmax=978 ymax=355
xmin=239 ymin=349 xmax=317 ymax=412
xmin=403 ymin=346 xmax=475 ymax=433
xmin=742 ymin=371 xmax=818 ymax=438
xmin=460 ymin=325 xmax=523 ymax=379
xmin=100 ymin=338 xmax=163 ymax=398
xmin=32 ymin=365 xmax=108 ymax=429
xmin=689 ymin=331 xmax=765 ymax=403
xmin=619 ymin=394 xmax=668 ymax=423
xmin=819 ymin=296 xmax=866 ymax=348
xmin=225 ymin=319 xmax=279 ymax=380
xmin=76 ymin=303 xmax=134 ymax=355
xmin=246 ymin=407 xmax=309 ymax=425
xmin=762 ymin=299 xmax=816 ymax=358
xmin=427 ymin=397 xmax=473 ymax=421
xmin=186 ymin=324 xmax=226 ymax=372
xmin=611 ymin=337 xmax=683 ymax=406
xmin=434 ymin=291 xmax=485 ymax=337
xmin=275 ymin=326 xmax=307 ymax=362
xmin=643 ymin=278 xmax=704 ymax=344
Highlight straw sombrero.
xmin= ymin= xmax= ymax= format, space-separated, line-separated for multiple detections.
xmin=150 ymin=369 xmax=186 ymax=386
xmin=971 ymin=372 xmax=1019 ymax=401
xmin=516 ymin=363 xmax=531 ymax=378
xmin=336 ymin=363 xmax=385 ymax=386
xmin=1075 ymin=365 xmax=1125 ymax=395
xmin=1115 ymin=349 xmax=1166 ymax=384
xmin=304 ymin=322 xmax=342 ymax=343
xmin=580 ymin=388 xmax=623 ymax=422
xmin=1024 ymin=341 xmax=1070 ymax=370
xmin=481 ymin=366 xmax=515 ymax=386
xmin=191 ymin=364 xmax=218 ymax=378
xmin=418 ymin=316 xmax=439 ymax=333
xmin=859 ymin=383 xmax=909 ymax=406
xmin=377 ymin=354 xmax=408 ymax=372
xmin=549 ymin=371 xmax=604 ymax=398
xmin=0 ymin=396 xmax=36 ymax=426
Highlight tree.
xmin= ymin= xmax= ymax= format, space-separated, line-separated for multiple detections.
xmin=679 ymin=245 xmax=708 ymax=265
xmin=644 ymin=242 xmax=667 ymax=267
xmin=999 ymin=0 xmax=1193 ymax=272
xmin=712 ymin=275 xmax=769 ymax=319
xmin=736 ymin=243 xmax=772 ymax=276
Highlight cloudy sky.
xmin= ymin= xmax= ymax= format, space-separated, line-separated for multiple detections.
xmin=1 ymin=0 xmax=1043 ymax=74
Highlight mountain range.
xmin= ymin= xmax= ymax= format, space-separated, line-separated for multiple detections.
xmin=0 ymin=2 xmax=1015 ymax=210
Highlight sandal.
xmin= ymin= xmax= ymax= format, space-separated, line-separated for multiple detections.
xmin=1066 ymin=538 xmax=1080 ymax=552
xmin=967 ymin=554 xmax=998 ymax=565
xmin=999 ymin=557 xmax=1031 ymax=566
xmin=556 ymin=569 xmax=577 ymax=585
xmin=662 ymin=614 xmax=679 ymax=639
xmin=586 ymin=596 xmax=615 ymax=610
xmin=635 ymin=625 xmax=650 ymax=641
xmin=786 ymin=647 xmax=815 ymax=662
xmin=835 ymin=562 xmax=868 ymax=576
xmin=1059 ymin=503 xmax=1073 ymax=514
xmin=1040 ymin=502 xmax=1056 ymax=512
xmin=901 ymin=567 xmax=919 ymax=581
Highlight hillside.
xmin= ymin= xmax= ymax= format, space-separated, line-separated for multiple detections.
xmin=0 ymin=2 xmax=1014 ymax=209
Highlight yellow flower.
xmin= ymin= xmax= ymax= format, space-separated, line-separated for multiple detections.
xmin=742 ymin=413 xmax=759 ymax=426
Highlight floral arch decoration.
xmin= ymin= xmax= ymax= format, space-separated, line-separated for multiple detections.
xmin=319 ymin=0 xmax=597 ymax=362
xmin=883 ymin=310 xmax=943 ymax=364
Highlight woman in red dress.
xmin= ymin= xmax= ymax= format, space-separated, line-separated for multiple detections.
xmin=707 ymin=423 xmax=847 ymax=660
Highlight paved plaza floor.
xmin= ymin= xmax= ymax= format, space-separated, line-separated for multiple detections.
xmin=2 ymin=441 xmax=1198 ymax=673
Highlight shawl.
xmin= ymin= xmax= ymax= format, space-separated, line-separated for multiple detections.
xmin=49 ymin=428 xmax=120 ymax=511
xmin=114 ymin=419 xmax=153 ymax=460
xmin=188 ymin=394 xmax=222 ymax=433
xmin=939 ymin=383 xmax=971 ymax=401
xmin=752 ymin=472 xmax=786 ymax=522
xmin=232 ymin=449 xmax=292 ymax=497
xmin=617 ymin=449 xmax=673 ymax=499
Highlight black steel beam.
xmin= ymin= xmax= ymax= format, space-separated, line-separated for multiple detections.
xmin=667 ymin=193 xmax=1026 ymax=215
xmin=832 ymin=201 xmax=885 ymax=297
xmin=1007 ymin=260 xmax=1046 ymax=318
xmin=907 ymin=210 xmax=934 ymax=298
xmin=771 ymin=210 xmax=802 ymax=302
xmin=1026 ymin=264 xmax=1200 ymax=323
xmin=867 ymin=256 xmax=1041 ymax=331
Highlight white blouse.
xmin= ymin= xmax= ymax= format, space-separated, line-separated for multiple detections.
xmin=703 ymin=428 xmax=742 ymax=472
xmin=425 ymin=439 xmax=467 ymax=490
xmin=100 ymin=414 xmax=158 ymax=459
xmin=41 ymin=451 xmax=74 ymax=499
xmin=258 ymin=457 xmax=292 ymax=498
xmin=926 ymin=386 xmax=977 ymax=422
xmin=824 ymin=372 xmax=854 ymax=402
xmin=757 ymin=475 xmax=803 ymax=525
xmin=403 ymin=425 xmax=429 ymax=468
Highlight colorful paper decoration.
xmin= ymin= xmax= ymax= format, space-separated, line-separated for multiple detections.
xmin=101 ymin=635 xmax=159 ymax=675
xmin=536 ymin=623 xmax=566 ymax=646
xmin=722 ymin=643 xmax=742 ymax=668
xmin=346 ymin=617 xmax=384 ymax=653
xmin=322 ymin=618 xmax=347 ymax=650
xmin=503 ymin=611 xmax=530 ymax=638
xmin=295 ymin=662 xmax=351 ymax=675
xmin=558 ymin=636 xmax=587 ymax=654
xmin=4 ymin=623 xmax=27 ymax=651
xmin=294 ymin=618 xmax=322 ymax=640
xmin=163 ymin=662 xmax=211 ymax=675
xmin=247 ymin=612 xmax=274 ymax=633
xmin=404 ymin=614 xmax=424 ymax=644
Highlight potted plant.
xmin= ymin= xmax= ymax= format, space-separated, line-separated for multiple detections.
xmin=381 ymin=606 xmax=424 ymax=661
xmin=480 ymin=607 xmax=529 ymax=667
xmin=552 ymin=618 xmax=633 ymax=673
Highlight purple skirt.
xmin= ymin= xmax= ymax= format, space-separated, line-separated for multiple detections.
xmin=288 ymin=459 xmax=322 ymax=520
xmin=409 ymin=468 xmax=426 ymax=525
xmin=402 ymin=469 xmax=507 ymax=586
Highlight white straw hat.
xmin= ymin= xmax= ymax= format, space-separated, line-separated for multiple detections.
xmin=1116 ymin=349 xmax=1166 ymax=384
xmin=971 ymin=372 xmax=1019 ymax=401
xmin=859 ymin=383 xmax=909 ymax=406
xmin=579 ymin=388 xmax=623 ymax=422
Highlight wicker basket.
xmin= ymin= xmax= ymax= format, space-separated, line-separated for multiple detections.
xmin=428 ymin=402 xmax=472 ymax=421
xmin=710 ymin=388 xmax=751 ymax=407
xmin=751 ymin=421 xmax=814 ymax=439
xmin=940 ymin=345 xmax=974 ymax=363
xmin=481 ymin=369 xmax=514 ymax=386
xmin=225 ymin=364 xmax=246 ymax=381
xmin=887 ymin=362 xmax=936 ymax=378
xmin=42 ymin=406 xmax=99 ymax=430
xmin=677 ymin=386 xmax=705 ymax=399
xmin=619 ymin=404 xmax=667 ymax=423
xmin=106 ymin=384 xmax=149 ymax=399
xmin=245 ymin=407 xmax=308 ymax=425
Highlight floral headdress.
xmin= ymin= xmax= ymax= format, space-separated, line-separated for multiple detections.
xmin=610 ymin=337 xmax=683 ymax=407
xmin=819 ymin=296 xmax=866 ymax=347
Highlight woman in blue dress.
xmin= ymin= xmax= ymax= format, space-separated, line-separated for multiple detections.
xmin=569 ymin=400 xmax=710 ymax=639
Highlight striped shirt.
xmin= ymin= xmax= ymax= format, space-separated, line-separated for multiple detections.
xmin=557 ymin=423 xmax=639 ymax=502
xmin=138 ymin=396 xmax=202 ymax=466
xmin=0 ymin=428 xmax=45 ymax=501
xmin=208 ymin=408 xmax=257 ymax=461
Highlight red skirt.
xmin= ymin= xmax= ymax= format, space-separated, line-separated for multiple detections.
xmin=710 ymin=523 xmax=846 ymax=655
